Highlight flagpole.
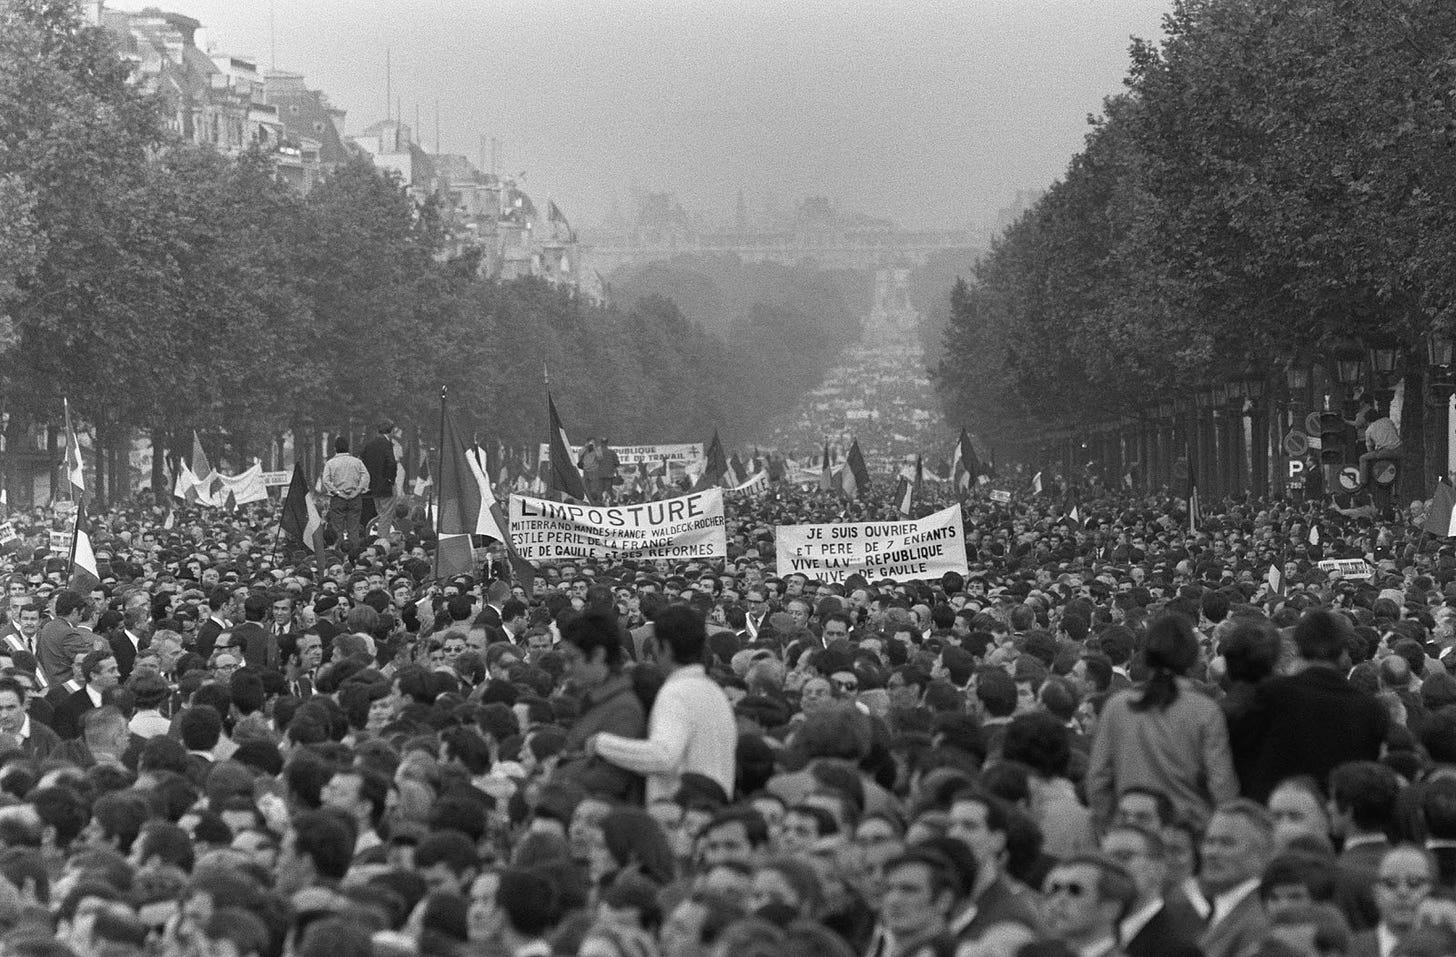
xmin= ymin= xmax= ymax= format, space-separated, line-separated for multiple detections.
xmin=68 ymin=500 xmax=81 ymax=573
xmin=433 ymin=386 xmax=446 ymax=581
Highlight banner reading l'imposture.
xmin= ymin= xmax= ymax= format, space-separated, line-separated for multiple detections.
xmin=775 ymin=504 xmax=967 ymax=583
xmin=509 ymin=489 xmax=727 ymax=562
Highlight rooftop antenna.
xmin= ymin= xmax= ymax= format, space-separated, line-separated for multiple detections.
xmin=385 ymin=48 xmax=391 ymax=122
xmin=414 ymin=102 xmax=420 ymax=145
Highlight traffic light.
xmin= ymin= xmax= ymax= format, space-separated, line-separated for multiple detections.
xmin=1319 ymin=412 xmax=1346 ymax=465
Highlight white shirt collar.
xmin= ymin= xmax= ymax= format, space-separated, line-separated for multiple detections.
xmin=17 ymin=714 xmax=30 ymax=740
xmin=1378 ymin=924 xmax=1399 ymax=957
xmin=1209 ymin=878 xmax=1260 ymax=927
xmin=1345 ymin=833 xmax=1388 ymax=850
xmin=125 ymin=629 xmax=141 ymax=647
xmin=85 ymin=685 xmax=103 ymax=708
xmin=1077 ymin=938 xmax=1120 ymax=957
xmin=1119 ymin=898 xmax=1164 ymax=945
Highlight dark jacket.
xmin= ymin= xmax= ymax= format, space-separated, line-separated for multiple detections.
xmin=1125 ymin=897 xmax=1205 ymax=957
xmin=360 ymin=435 xmax=398 ymax=498
xmin=232 ymin=621 xmax=277 ymax=671
xmin=51 ymin=687 xmax=97 ymax=740
xmin=554 ymin=675 xmax=646 ymax=800
xmin=108 ymin=628 xmax=149 ymax=682
xmin=1230 ymin=664 xmax=1388 ymax=802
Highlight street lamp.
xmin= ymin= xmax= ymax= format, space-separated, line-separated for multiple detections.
xmin=1334 ymin=354 xmax=1366 ymax=386
xmin=1369 ymin=342 xmax=1400 ymax=376
xmin=1429 ymin=329 xmax=1455 ymax=368
xmin=1285 ymin=365 xmax=1309 ymax=392
xmin=1241 ymin=365 xmax=1266 ymax=401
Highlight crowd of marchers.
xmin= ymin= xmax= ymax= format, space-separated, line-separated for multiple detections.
xmin=0 ymin=466 xmax=1452 ymax=957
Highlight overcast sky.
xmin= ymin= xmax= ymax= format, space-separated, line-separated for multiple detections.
xmin=110 ymin=0 xmax=1172 ymax=231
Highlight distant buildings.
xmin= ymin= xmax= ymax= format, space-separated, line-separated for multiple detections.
xmin=98 ymin=5 xmax=585 ymax=293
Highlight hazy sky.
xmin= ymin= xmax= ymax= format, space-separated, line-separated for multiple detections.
xmin=110 ymin=0 xmax=1172 ymax=231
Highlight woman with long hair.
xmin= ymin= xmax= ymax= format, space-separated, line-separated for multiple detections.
xmin=1086 ymin=613 xmax=1237 ymax=829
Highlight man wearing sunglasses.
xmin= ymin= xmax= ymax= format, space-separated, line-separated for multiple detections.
xmin=1042 ymin=853 xmax=1138 ymax=957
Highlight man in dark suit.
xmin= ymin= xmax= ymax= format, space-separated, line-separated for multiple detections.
xmin=1102 ymin=824 xmax=1204 ymax=957
xmin=1422 ymin=778 xmax=1456 ymax=892
xmin=946 ymin=789 xmax=1046 ymax=942
xmin=1230 ymin=609 xmax=1388 ymax=802
xmin=51 ymin=649 xmax=119 ymax=740
xmin=1198 ymin=801 xmax=1273 ymax=957
xmin=359 ymin=420 xmax=399 ymax=543
xmin=232 ymin=594 xmax=277 ymax=671
xmin=108 ymin=600 xmax=151 ymax=683
xmin=0 ymin=676 xmax=61 ymax=760
xmin=195 ymin=586 xmax=233 ymax=659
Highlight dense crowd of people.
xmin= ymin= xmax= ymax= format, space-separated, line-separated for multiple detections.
xmin=0 ymin=468 xmax=1451 ymax=957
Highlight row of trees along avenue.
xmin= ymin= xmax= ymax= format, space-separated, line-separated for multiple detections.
xmin=0 ymin=1 xmax=860 ymax=507
xmin=935 ymin=0 xmax=1456 ymax=502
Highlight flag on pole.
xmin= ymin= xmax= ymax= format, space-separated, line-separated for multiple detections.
xmin=547 ymin=394 xmax=587 ymax=501
xmin=819 ymin=440 xmax=833 ymax=492
xmin=693 ymin=431 xmax=731 ymax=492
xmin=1427 ymin=482 xmax=1456 ymax=537
xmin=1188 ymin=485 xmax=1201 ymax=534
xmin=62 ymin=399 xmax=84 ymax=500
xmin=728 ymin=452 xmax=747 ymax=489
xmin=842 ymin=439 xmax=870 ymax=500
xmin=1032 ymin=471 xmax=1043 ymax=496
xmin=69 ymin=501 xmax=99 ymax=594
xmin=178 ymin=431 xmax=220 ymax=506
xmin=951 ymin=429 xmax=980 ymax=492
xmin=1309 ymin=525 xmax=1320 ymax=546
xmin=439 ymin=403 xmax=535 ymax=590
xmin=1067 ymin=504 xmax=1083 ymax=530
xmin=280 ymin=464 xmax=325 ymax=565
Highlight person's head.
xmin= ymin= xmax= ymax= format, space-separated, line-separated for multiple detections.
xmin=656 ymin=604 xmax=707 ymax=667
xmin=1001 ymin=711 xmax=1072 ymax=780
xmin=697 ymin=807 xmax=768 ymax=869
xmin=1113 ymin=787 xmax=1173 ymax=834
xmin=1201 ymin=800 xmax=1275 ymax=895
xmin=201 ymin=908 xmax=271 ymax=957
xmin=0 ymin=677 xmax=28 ymax=735
xmin=334 ymin=436 xmax=350 ymax=454
xmin=81 ymin=651 xmax=119 ymax=691
xmin=1294 ymin=609 xmax=1352 ymax=664
xmin=946 ymin=789 xmax=1009 ymax=875
xmin=277 ymin=810 xmax=354 ymax=894
xmin=1268 ymin=777 xmax=1331 ymax=849
xmin=879 ymin=847 xmax=960 ymax=940
xmin=496 ymin=867 xmax=558 ymax=940
xmin=561 ymin=611 xmax=624 ymax=688
xmin=1099 ymin=824 xmax=1166 ymax=905
xmin=1266 ymin=903 xmax=1353 ymax=957
xmin=1375 ymin=844 xmax=1436 ymax=935
xmin=1328 ymin=761 xmax=1400 ymax=838
xmin=1041 ymin=854 xmax=1137 ymax=947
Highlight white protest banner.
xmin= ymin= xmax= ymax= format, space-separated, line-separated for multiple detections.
xmin=509 ymin=488 xmax=727 ymax=563
xmin=1317 ymin=558 xmax=1374 ymax=580
xmin=49 ymin=531 xmax=73 ymax=553
xmin=261 ymin=471 xmax=291 ymax=487
xmin=218 ymin=464 xmax=269 ymax=505
xmin=729 ymin=471 xmax=769 ymax=497
xmin=989 ymin=489 xmax=1012 ymax=504
xmin=0 ymin=523 xmax=18 ymax=549
xmin=536 ymin=442 xmax=705 ymax=467
xmin=775 ymin=504 xmax=968 ymax=584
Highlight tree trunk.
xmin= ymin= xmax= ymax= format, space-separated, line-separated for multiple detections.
xmin=1403 ymin=362 xmax=1428 ymax=504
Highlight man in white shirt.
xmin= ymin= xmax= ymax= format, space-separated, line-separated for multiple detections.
xmin=588 ymin=604 xmax=736 ymax=803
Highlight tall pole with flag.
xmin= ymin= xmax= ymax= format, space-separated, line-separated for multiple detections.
xmin=433 ymin=387 xmax=446 ymax=580
xmin=63 ymin=398 xmax=84 ymax=503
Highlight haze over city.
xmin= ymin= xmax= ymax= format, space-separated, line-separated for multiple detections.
xmin=107 ymin=0 xmax=1172 ymax=231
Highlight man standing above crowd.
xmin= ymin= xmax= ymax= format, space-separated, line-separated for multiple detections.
xmin=321 ymin=436 xmax=369 ymax=552
xmin=360 ymin=419 xmax=399 ymax=544
xmin=37 ymin=589 xmax=92 ymax=685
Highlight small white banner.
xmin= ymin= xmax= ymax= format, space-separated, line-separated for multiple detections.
xmin=1317 ymin=558 xmax=1374 ymax=580
xmin=775 ymin=504 xmax=968 ymax=584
